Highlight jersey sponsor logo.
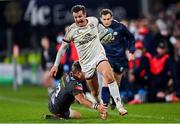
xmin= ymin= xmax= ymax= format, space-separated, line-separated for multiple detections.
xmin=79 ymin=33 xmax=97 ymax=45
xmin=74 ymin=86 xmax=83 ymax=91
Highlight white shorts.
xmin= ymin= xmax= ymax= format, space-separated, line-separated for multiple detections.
xmin=80 ymin=53 xmax=108 ymax=79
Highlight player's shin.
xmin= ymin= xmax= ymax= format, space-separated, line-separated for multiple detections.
xmin=100 ymin=87 xmax=109 ymax=120
xmin=108 ymin=81 xmax=122 ymax=107
xmin=107 ymin=81 xmax=128 ymax=115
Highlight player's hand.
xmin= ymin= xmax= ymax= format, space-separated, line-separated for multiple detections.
xmin=97 ymin=104 xmax=108 ymax=114
xmin=49 ymin=65 xmax=58 ymax=77
xmin=128 ymin=53 xmax=135 ymax=61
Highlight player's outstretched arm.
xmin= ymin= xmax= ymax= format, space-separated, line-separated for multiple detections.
xmin=49 ymin=42 xmax=69 ymax=77
xmin=75 ymin=93 xmax=107 ymax=113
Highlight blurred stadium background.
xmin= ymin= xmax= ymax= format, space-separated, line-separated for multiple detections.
xmin=0 ymin=0 xmax=180 ymax=123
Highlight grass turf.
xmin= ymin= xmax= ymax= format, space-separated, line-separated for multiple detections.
xmin=0 ymin=84 xmax=180 ymax=123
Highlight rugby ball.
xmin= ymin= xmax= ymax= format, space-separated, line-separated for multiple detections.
xmin=99 ymin=28 xmax=114 ymax=44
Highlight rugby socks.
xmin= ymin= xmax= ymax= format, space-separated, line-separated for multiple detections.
xmin=101 ymin=87 xmax=110 ymax=106
xmin=108 ymin=81 xmax=123 ymax=109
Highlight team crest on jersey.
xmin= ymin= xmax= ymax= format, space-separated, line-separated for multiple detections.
xmin=89 ymin=23 xmax=95 ymax=29
xmin=75 ymin=30 xmax=80 ymax=35
xmin=73 ymin=30 xmax=81 ymax=38
xmin=113 ymin=32 xmax=118 ymax=35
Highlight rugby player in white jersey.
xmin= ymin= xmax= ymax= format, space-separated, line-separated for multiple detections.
xmin=49 ymin=5 xmax=128 ymax=119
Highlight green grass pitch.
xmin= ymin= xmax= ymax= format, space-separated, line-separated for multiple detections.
xmin=0 ymin=85 xmax=180 ymax=123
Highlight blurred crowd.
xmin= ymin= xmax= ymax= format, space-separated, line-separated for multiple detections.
xmin=119 ymin=4 xmax=180 ymax=104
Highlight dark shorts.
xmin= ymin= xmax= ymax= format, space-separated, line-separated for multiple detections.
xmin=109 ymin=60 xmax=127 ymax=73
xmin=48 ymin=100 xmax=70 ymax=119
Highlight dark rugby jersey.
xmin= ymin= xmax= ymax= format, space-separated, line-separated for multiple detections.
xmin=103 ymin=20 xmax=135 ymax=62
xmin=48 ymin=76 xmax=83 ymax=114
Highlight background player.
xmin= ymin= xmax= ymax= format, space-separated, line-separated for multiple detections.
xmin=99 ymin=9 xmax=135 ymax=108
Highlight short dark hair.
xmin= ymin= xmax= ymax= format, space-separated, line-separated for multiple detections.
xmin=71 ymin=5 xmax=86 ymax=14
xmin=100 ymin=9 xmax=113 ymax=17
xmin=72 ymin=61 xmax=81 ymax=73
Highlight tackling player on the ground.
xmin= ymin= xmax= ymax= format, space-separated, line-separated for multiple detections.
xmin=47 ymin=61 xmax=107 ymax=119
xmin=99 ymin=9 xmax=135 ymax=109
xmin=49 ymin=5 xmax=128 ymax=119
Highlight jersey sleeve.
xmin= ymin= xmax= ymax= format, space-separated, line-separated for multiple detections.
xmin=63 ymin=26 xmax=73 ymax=43
xmin=98 ymin=23 xmax=106 ymax=32
xmin=72 ymin=81 xmax=83 ymax=96
xmin=120 ymin=23 xmax=135 ymax=53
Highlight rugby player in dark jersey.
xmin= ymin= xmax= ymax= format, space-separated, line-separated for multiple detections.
xmin=47 ymin=61 xmax=107 ymax=119
xmin=99 ymin=9 xmax=135 ymax=113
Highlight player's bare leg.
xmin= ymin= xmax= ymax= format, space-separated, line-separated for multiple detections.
xmin=69 ymin=108 xmax=82 ymax=119
xmin=86 ymin=75 xmax=100 ymax=103
xmin=97 ymin=61 xmax=128 ymax=117
xmin=114 ymin=72 xmax=124 ymax=86
xmin=44 ymin=114 xmax=65 ymax=120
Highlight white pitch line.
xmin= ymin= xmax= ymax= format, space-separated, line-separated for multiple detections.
xmin=0 ymin=96 xmax=47 ymax=105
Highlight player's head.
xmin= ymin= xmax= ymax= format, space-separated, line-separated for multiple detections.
xmin=71 ymin=5 xmax=87 ymax=27
xmin=100 ymin=9 xmax=113 ymax=27
xmin=71 ymin=61 xmax=85 ymax=81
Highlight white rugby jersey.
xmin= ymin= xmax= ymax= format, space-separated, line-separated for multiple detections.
xmin=63 ymin=17 xmax=106 ymax=65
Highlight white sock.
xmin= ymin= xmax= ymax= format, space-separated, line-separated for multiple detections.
xmin=108 ymin=81 xmax=123 ymax=109
xmin=85 ymin=92 xmax=97 ymax=104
